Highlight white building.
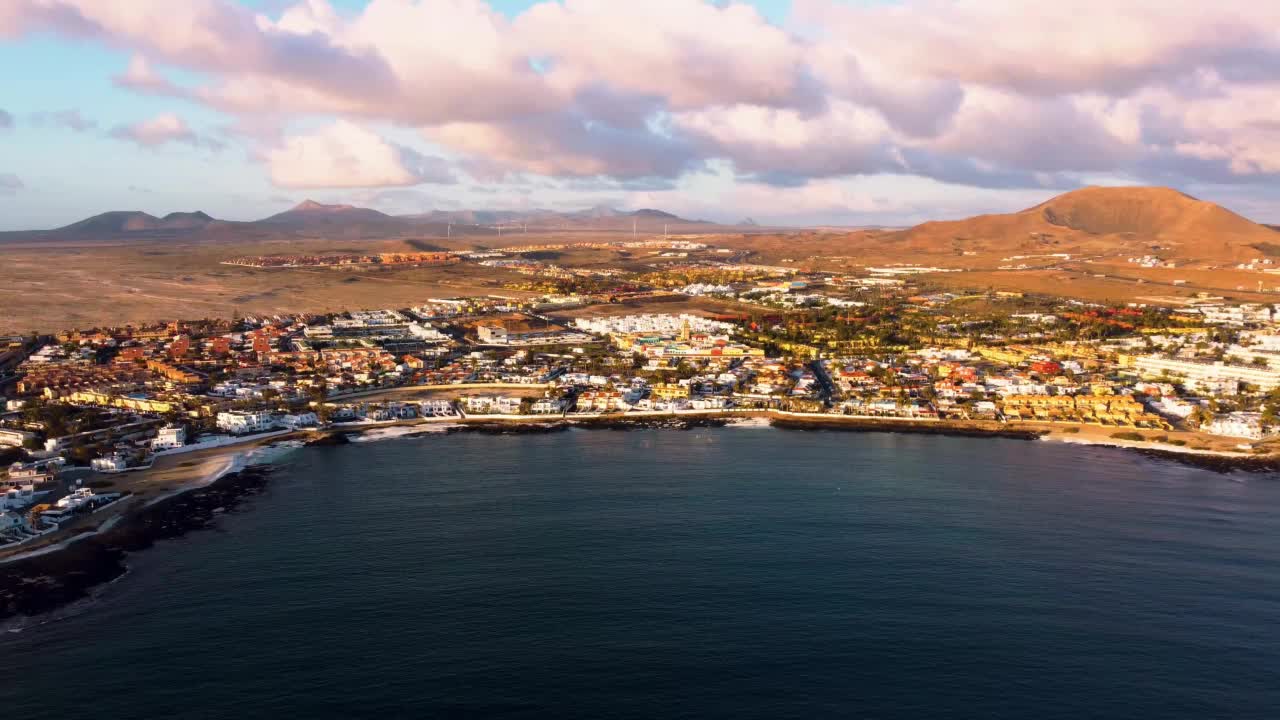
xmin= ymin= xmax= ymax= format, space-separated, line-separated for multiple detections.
xmin=1129 ymin=355 xmax=1280 ymax=392
xmin=572 ymin=313 xmax=736 ymax=337
xmin=417 ymin=399 xmax=456 ymax=417
xmin=91 ymin=454 xmax=128 ymax=473
xmin=530 ymin=398 xmax=565 ymax=414
xmin=462 ymin=396 xmax=522 ymax=414
xmin=1204 ymin=412 xmax=1269 ymax=440
xmin=279 ymin=412 xmax=318 ymax=429
xmin=152 ymin=425 xmax=187 ymax=451
xmin=216 ymin=411 xmax=278 ymax=435
xmin=55 ymin=487 xmax=97 ymax=510
xmin=0 ymin=428 xmax=35 ymax=448
xmin=477 ymin=325 xmax=509 ymax=344
xmin=1 ymin=483 xmax=35 ymax=510
xmin=1194 ymin=304 xmax=1273 ymax=326
xmin=0 ymin=510 xmax=24 ymax=533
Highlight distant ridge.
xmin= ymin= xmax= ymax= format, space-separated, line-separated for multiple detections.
xmin=12 ymin=202 xmax=713 ymax=241
xmin=57 ymin=210 xmax=218 ymax=233
xmin=261 ymin=200 xmax=396 ymax=226
xmin=885 ymin=186 xmax=1279 ymax=261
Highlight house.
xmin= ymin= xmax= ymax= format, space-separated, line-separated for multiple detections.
xmin=462 ymin=396 xmax=522 ymax=415
xmin=1 ymin=484 xmax=35 ymax=510
xmin=0 ymin=510 xmax=24 ymax=533
xmin=5 ymin=461 xmax=57 ymax=487
xmin=477 ymin=325 xmax=509 ymax=344
xmin=279 ymin=412 xmax=318 ymax=429
xmin=0 ymin=428 xmax=35 ymax=448
xmin=1205 ymin=412 xmax=1269 ymax=440
xmin=530 ymin=398 xmax=565 ymax=414
xmin=152 ymin=425 xmax=187 ymax=450
xmin=575 ymin=391 xmax=625 ymax=413
xmin=417 ymin=399 xmax=455 ymax=417
xmin=216 ymin=410 xmax=277 ymax=435
xmin=91 ymin=454 xmax=128 ymax=473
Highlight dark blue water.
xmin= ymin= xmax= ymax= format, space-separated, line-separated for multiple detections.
xmin=3 ymin=429 xmax=1279 ymax=719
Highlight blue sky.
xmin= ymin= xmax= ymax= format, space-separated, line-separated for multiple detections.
xmin=1 ymin=0 xmax=1275 ymax=230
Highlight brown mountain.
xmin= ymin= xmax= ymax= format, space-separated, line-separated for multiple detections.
xmin=885 ymin=186 xmax=1279 ymax=261
xmin=56 ymin=210 xmax=218 ymax=233
xmin=260 ymin=200 xmax=398 ymax=226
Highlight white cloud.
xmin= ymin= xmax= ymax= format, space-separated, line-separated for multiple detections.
xmin=268 ymin=120 xmax=454 ymax=189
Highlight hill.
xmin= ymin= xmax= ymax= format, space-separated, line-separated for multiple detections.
xmin=260 ymin=200 xmax=397 ymax=227
xmin=2 ymin=203 xmax=722 ymax=245
xmin=56 ymin=210 xmax=218 ymax=234
xmin=885 ymin=186 xmax=1280 ymax=261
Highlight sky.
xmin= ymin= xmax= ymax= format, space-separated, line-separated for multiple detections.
xmin=2 ymin=0 xmax=1280 ymax=230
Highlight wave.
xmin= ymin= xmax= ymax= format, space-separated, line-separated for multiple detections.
xmin=725 ymin=417 xmax=774 ymax=429
xmin=346 ymin=424 xmax=462 ymax=443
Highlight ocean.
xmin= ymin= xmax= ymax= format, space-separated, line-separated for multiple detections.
xmin=3 ymin=428 xmax=1279 ymax=719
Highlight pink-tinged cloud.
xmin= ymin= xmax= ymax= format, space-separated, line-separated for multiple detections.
xmin=7 ymin=0 xmax=1280 ymax=194
xmin=268 ymin=120 xmax=455 ymax=189
xmin=514 ymin=0 xmax=814 ymax=110
xmin=114 ymin=55 xmax=184 ymax=96
xmin=109 ymin=113 xmax=223 ymax=150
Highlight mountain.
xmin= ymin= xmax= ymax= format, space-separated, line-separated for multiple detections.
xmin=885 ymin=186 xmax=1280 ymax=261
xmin=56 ymin=210 xmax=218 ymax=233
xmin=158 ymin=211 xmax=215 ymax=229
xmin=631 ymin=208 xmax=680 ymax=220
xmin=260 ymin=200 xmax=396 ymax=226
xmin=575 ymin=205 xmax=628 ymax=219
xmin=406 ymin=206 xmax=706 ymax=231
xmin=6 ymin=202 xmax=709 ymax=243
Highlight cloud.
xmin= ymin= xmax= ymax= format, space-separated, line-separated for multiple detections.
xmin=0 ymin=109 xmax=11 ymax=129
xmin=267 ymin=120 xmax=455 ymax=189
xmin=9 ymin=0 xmax=1280 ymax=209
xmin=114 ymin=55 xmax=184 ymax=96
xmin=795 ymin=0 xmax=1280 ymax=97
xmin=514 ymin=0 xmax=817 ymax=111
xmin=109 ymin=112 xmax=224 ymax=150
xmin=30 ymin=108 xmax=96 ymax=132
xmin=0 ymin=173 xmax=23 ymax=195
xmin=432 ymin=107 xmax=699 ymax=180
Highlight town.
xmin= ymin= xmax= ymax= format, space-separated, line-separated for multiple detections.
xmin=6 ymin=263 xmax=1280 ymax=548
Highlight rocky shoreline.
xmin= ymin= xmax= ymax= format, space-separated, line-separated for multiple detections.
xmin=1126 ymin=447 xmax=1280 ymax=474
xmin=0 ymin=465 xmax=273 ymax=624
xmin=770 ymin=416 xmax=1046 ymax=441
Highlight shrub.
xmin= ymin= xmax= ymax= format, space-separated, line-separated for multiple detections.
xmin=1110 ymin=431 xmax=1145 ymax=441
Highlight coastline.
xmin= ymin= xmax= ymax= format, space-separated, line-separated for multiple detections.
xmin=3 ymin=413 xmax=1274 ymax=625
xmin=0 ymin=464 xmax=273 ymax=627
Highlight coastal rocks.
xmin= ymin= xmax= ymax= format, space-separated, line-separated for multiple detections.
xmin=576 ymin=416 xmax=730 ymax=431
xmin=1131 ymin=448 xmax=1280 ymax=475
xmin=452 ymin=422 xmax=570 ymax=435
xmin=305 ymin=433 xmax=351 ymax=447
xmin=770 ymin=417 xmax=1045 ymax=441
xmin=0 ymin=465 xmax=273 ymax=623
